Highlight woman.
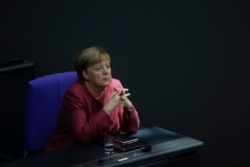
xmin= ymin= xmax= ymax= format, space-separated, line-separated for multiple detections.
xmin=45 ymin=46 xmax=140 ymax=152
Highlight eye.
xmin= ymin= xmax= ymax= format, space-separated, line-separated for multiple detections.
xmin=95 ymin=66 xmax=102 ymax=71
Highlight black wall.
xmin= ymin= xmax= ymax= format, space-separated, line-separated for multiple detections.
xmin=0 ymin=1 xmax=249 ymax=167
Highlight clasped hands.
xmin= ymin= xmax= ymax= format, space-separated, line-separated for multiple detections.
xmin=103 ymin=88 xmax=133 ymax=115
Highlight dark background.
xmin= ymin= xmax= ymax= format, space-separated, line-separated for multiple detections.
xmin=0 ymin=0 xmax=249 ymax=167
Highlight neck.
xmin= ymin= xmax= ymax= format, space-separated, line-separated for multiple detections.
xmin=84 ymin=82 xmax=104 ymax=99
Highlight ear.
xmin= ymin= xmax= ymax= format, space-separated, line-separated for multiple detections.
xmin=82 ymin=70 xmax=89 ymax=80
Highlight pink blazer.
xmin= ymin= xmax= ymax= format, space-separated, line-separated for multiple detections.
xmin=45 ymin=78 xmax=140 ymax=152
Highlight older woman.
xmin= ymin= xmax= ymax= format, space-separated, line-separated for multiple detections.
xmin=45 ymin=46 xmax=140 ymax=152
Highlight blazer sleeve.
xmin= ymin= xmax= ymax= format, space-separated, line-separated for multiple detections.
xmin=62 ymin=88 xmax=113 ymax=143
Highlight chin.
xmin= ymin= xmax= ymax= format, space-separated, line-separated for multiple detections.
xmin=99 ymin=81 xmax=111 ymax=87
xmin=104 ymin=82 xmax=111 ymax=87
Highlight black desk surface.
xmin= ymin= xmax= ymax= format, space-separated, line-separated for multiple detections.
xmin=1 ymin=127 xmax=204 ymax=167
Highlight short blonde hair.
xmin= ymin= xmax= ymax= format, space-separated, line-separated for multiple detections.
xmin=74 ymin=46 xmax=111 ymax=80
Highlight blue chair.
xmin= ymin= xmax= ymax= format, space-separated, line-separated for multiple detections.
xmin=25 ymin=71 xmax=77 ymax=155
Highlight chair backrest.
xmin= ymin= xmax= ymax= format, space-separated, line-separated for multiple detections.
xmin=25 ymin=71 xmax=77 ymax=153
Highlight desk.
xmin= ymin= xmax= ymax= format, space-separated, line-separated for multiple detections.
xmin=0 ymin=127 xmax=204 ymax=167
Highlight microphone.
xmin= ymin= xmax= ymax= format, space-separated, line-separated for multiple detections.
xmin=99 ymin=144 xmax=152 ymax=163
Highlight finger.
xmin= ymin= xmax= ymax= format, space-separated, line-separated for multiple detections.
xmin=123 ymin=92 xmax=131 ymax=97
xmin=122 ymin=88 xmax=129 ymax=92
xmin=119 ymin=93 xmax=131 ymax=101
xmin=112 ymin=89 xmax=120 ymax=97
xmin=120 ymin=88 xmax=129 ymax=96
xmin=113 ymin=88 xmax=123 ymax=96
xmin=114 ymin=88 xmax=119 ymax=92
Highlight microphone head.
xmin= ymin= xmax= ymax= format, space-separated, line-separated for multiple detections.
xmin=142 ymin=144 xmax=152 ymax=152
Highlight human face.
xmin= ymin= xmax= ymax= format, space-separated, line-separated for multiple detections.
xmin=83 ymin=60 xmax=112 ymax=88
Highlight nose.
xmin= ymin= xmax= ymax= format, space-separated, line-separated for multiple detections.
xmin=102 ymin=67 xmax=109 ymax=74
